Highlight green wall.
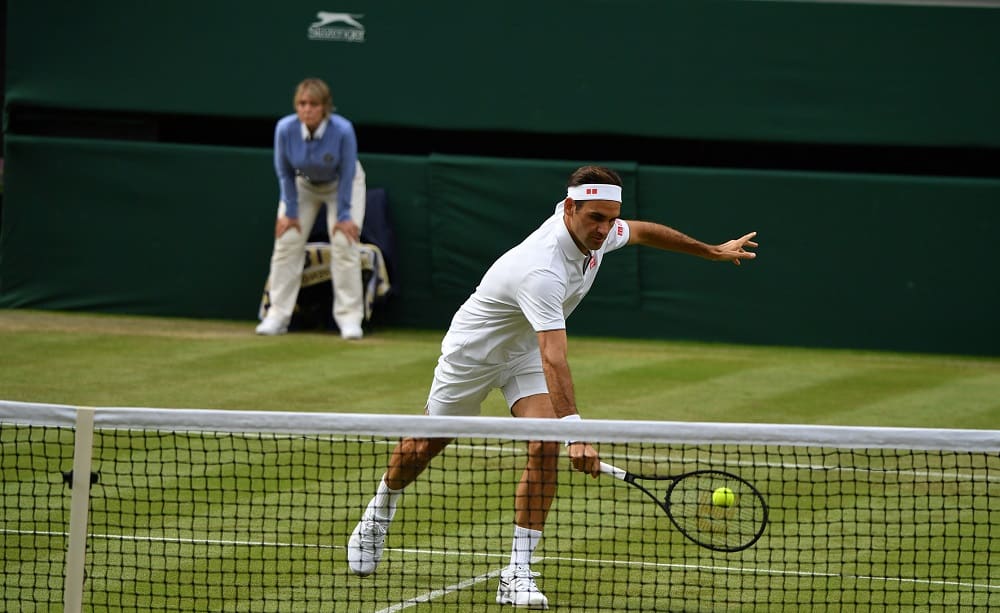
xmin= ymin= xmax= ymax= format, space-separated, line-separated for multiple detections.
xmin=6 ymin=1 xmax=1000 ymax=146
xmin=4 ymin=1 xmax=999 ymax=354
xmin=0 ymin=136 xmax=275 ymax=318
xmin=2 ymin=136 xmax=997 ymax=355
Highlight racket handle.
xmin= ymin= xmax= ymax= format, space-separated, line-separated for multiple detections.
xmin=599 ymin=462 xmax=627 ymax=480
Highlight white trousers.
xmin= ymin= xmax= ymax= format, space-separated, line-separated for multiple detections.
xmin=265 ymin=161 xmax=367 ymax=331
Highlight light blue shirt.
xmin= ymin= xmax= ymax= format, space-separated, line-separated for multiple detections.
xmin=273 ymin=113 xmax=358 ymax=221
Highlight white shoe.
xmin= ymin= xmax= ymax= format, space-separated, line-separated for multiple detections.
xmin=347 ymin=518 xmax=387 ymax=576
xmin=340 ymin=324 xmax=363 ymax=340
xmin=255 ymin=315 xmax=288 ymax=336
xmin=496 ymin=565 xmax=549 ymax=609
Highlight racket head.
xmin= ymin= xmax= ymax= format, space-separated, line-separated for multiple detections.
xmin=664 ymin=469 xmax=768 ymax=552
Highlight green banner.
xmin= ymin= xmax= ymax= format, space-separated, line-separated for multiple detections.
xmin=0 ymin=136 xmax=275 ymax=319
xmin=6 ymin=1 xmax=999 ymax=147
xmin=2 ymin=138 xmax=998 ymax=354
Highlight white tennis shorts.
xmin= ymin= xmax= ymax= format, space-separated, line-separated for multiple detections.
xmin=425 ymin=349 xmax=548 ymax=416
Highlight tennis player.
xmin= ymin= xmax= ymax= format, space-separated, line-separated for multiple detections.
xmin=347 ymin=165 xmax=758 ymax=608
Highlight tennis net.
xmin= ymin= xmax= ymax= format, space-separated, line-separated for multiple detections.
xmin=1 ymin=400 xmax=997 ymax=612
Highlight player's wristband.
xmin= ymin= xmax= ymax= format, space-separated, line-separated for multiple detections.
xmin=561 ymin=414 xmax=582 ymax=446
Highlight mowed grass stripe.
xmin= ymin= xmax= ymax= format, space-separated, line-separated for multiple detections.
xmin=850 ymin=373 xmax=1000 ymax=427
xmin=740 ymin=368 xmax=976 ymax=426
xmin=584 ymin=362 xmax=862 ymax=422
xmin=2 ymin=311 xmax=998 ymax=429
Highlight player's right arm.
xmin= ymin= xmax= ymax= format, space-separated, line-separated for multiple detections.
xmin=537 ymin=329 xmax=600 ymax=477
xmin=537 ymin=328 xmax=576 ymax=420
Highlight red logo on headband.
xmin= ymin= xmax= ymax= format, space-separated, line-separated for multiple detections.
xmin=586 ymin=188 xmax=598 ymax=195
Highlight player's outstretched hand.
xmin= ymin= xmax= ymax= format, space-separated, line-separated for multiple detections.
xmin=714 ymin=231 xmax=758 ymax=266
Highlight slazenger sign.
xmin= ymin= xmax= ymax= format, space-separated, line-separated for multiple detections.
xmin=308 ymin=11 xmax=366 ymax=42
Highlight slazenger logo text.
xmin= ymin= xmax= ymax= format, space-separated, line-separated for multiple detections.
xmin=308 ymin=11 xmax=366 ymax=43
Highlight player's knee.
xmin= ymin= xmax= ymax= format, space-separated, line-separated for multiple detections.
xmin=401 ymin=437 xmax=449 ymax=463
xmin=527 ymin=440 xmax=560 ymax=466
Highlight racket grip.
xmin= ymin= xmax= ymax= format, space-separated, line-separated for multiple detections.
xmin=599 ymin=462 xmax=627 ymax=480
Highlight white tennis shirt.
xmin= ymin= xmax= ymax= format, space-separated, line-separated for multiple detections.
xmin=440 ymin=202 xmax=631 ymax=364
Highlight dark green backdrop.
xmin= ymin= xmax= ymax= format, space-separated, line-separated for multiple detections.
xmin=3 ymin=1 xmax=999 ymax=355
xmin=1 ymin=136 xmax=997 ymax=355
xmin=6 ymin=0 xmax=1000 ymax=146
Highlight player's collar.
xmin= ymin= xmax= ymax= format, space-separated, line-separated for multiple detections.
xmin=555 ymin=202 xmax=591 ymax=262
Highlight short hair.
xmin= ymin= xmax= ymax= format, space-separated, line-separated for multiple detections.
xmin=567 ymin=165 xmax=623 ymax=188
xmin=293 ymin=78 xmax=335 ymax=115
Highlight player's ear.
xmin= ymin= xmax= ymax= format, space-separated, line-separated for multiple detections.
xmin=563 ymin=197 xmax=575 ymax=215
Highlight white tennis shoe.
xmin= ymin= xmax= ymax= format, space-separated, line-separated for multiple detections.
xmin=496 ymin=565 xmax=549 ymax=609
xmin=255 ymin=315 xmax=288 ymax=336
xmin=347 ymin=518 xmax=387 ymax=576
xmin=339 ymin=323 xmax=363 ymax=340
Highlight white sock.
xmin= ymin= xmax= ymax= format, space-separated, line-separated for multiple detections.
xmin=509 ymin=525 xmax=542 ymax=568
xmin=364 ymin=475 xmax=403 ymax=523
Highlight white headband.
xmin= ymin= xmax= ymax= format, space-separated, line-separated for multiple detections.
xmin=567 ymin=184 xmax=622 ymax=203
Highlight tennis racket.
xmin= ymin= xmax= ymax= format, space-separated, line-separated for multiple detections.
xmin=599 ymin=461 xmax=768 ymax=552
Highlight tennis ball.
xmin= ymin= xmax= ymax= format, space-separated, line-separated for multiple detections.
xmin=712 ymin=487 xmax=735 ymax=507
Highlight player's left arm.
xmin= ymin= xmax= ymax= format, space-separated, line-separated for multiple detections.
xmin=626 ymin=220 xmax=758 ymax=266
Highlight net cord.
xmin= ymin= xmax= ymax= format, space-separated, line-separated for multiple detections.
xmin=2 ymin=399 xmax=997 ymax=452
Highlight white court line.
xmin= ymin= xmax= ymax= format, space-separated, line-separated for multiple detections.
xmin=213 ymin=435 xmax=1000 ymax=482
xmin=374 ymin=544 xmax=1000 ymax=610
xmin=373 ymin=566 xmax=506 ymax=613
xmin=4 ymin=528 xmax=996 ymax=593
xmin=365 ymin=439 xmax=1000 ymax=482
xmin=539 ymin=552 xmax=999 ymax=591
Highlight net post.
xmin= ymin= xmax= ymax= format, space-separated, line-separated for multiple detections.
xmin=63 ymin=407 xmax=95 ymax=613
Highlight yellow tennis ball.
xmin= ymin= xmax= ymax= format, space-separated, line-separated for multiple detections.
xmin=712 ymin=487 xmax=735 ymax=507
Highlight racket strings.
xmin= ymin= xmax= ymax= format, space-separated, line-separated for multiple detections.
xmin=666 ymin=472 xmax=767 ymax=551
